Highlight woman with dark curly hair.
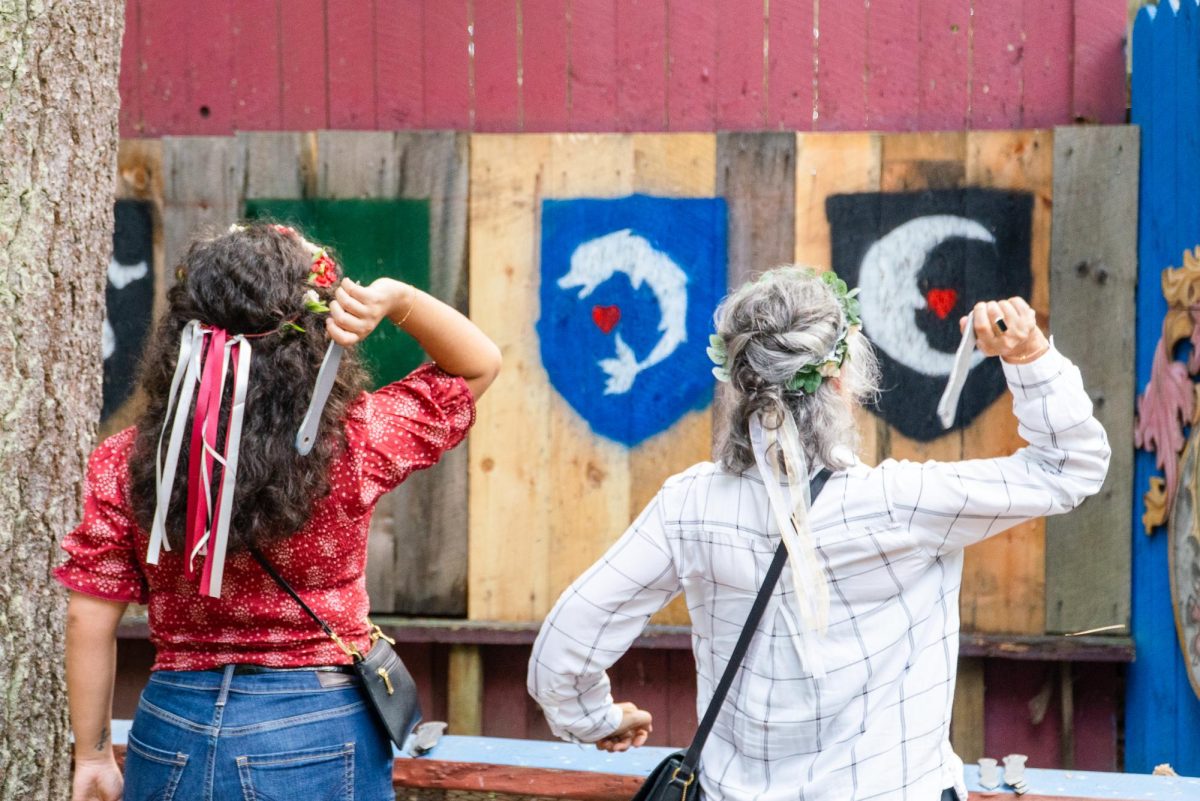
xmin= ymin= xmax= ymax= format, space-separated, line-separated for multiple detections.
xmin=60 ymin=222 xmax=501 ymax=801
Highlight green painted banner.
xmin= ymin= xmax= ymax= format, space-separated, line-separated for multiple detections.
xmin=244 ymin=199 xmax=431 ymax=387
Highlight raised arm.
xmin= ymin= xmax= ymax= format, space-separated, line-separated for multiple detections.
xmin=883 ymin=298 xmax=1111 ymax=556
xmin=327 ymin=277 xmax=502 ymax=399
xmin=528 ymin=494 xmax=681 ymax=745
xmin=66 ymin=591 xmax=126 ymax=801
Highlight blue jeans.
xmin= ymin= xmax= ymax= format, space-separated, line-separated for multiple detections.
xmin=124 ymin=666 xmax=395 ymax=801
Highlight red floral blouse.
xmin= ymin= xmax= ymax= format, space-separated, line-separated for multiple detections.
xmin=55 ymin=363 xmax=475 ymax=671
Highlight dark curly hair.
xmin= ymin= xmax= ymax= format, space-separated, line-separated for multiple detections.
xmin=129 ymin=222 xmax=368 ymax=550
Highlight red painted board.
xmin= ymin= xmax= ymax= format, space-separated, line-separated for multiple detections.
xmin=392 ymin=761 xmax=644 ymax=801
xmin=815 ymin=0 xmax=867 ymax=130
xmin=482 ymin=645 xmax=537 ymax=739
xmin=231 ymin=0 xmax=281 ymax=130
xmin=968 ymin=1 xmax=1023 ymax=128
xmin=1020 ymin=0 xmax=1072 ymax=127
xmin=569 ymin=0 xmax=619 ymax=131
xmin=397 ymin=641 xmax=449 ymax=726
xmin=1072 ymin=0 xmax=1128 ymax=124
xmin=473 ymin=1 xmax=521 ymax=131
xmin=866 ymin=0 xmax=920 ymax=130
xmin=523 ymin=0 xmax=570 ymax=131
xmin=188 ymin=0 xmax=235 ymax=134
xmin=328 ymin=0 xmax=378 ymax=128
xmin=917 ymin=0 xmax=970 ymax=130
xmin=615 ymin=0 xmax=667 ymax=131
xmin=766 ymin=0 xmax=814 ymax=130
xmin=715 ymin=0 xmax=766 ymax=128
xmin=424 ymin=0 xmax=472 ymax=128
xmin=119 ymin=0 xmax=142 ymax=136
xmin=377 ymin=0 xmax=425 ymax=128
xmin=668 ymin=0 xmax=718 ymax=130
xmin=280 ymin=0 xmax=328 ymax=130
xmin=137 ymin=0 xmax=197 ymax=135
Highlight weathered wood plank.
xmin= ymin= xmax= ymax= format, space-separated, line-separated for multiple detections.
xmin=794 ymin=132 xmax=882 ymax=464
xmin=950 ymin=656 xmax=985 ymax=763
xmin=161 ymin=136 xmax=243 ymax=276
xmin=717 ymin=132 xmax=797 ymax=286
xmin=316 ymin=131 xmax=471 ymax=616
xmin=238 ymin=131 xmax=315 ymax=200
xmin=468 ymin=134 xmax=556 ymax=621
xmin=447 ymin=644 xmax=484 ymax=735
xmin=1045 ymin=126 xmax=1138 ymax=635
xmin=960 ymin=129 xmax=1054 ymax=636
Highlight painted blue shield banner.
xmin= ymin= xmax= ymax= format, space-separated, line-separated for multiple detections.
xmin=538 ymin=194 xmax=728 ymax=446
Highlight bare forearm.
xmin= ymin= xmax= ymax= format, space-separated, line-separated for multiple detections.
xmin=65 ymin=592 xmax=125 ymax=764
xmin=386 ymin=280 xmax=502 ymax=397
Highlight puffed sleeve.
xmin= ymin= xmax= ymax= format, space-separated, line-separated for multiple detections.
xmin=343 ymin=362 xmax=477 ymax=508
xmin=54 ymin=430 xmax=148 ymax=604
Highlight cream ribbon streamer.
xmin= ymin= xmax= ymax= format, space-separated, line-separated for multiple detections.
xmin=936 ymin=309 xmax=977 ymax=430
xmin=148 ymin=321 xmax=205 ymax=564
xmin=749 ymin=412 xmax=830 ymax=679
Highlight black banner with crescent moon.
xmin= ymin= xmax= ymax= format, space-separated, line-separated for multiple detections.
xmin=826 ymin=189 xmax=1033 ymax=441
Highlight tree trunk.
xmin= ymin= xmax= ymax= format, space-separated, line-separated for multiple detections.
xmin=0 ymin=2 xmax=124 ymax=799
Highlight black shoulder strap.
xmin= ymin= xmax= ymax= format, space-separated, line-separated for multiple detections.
xmin=680 ymin=468 xmax=832 ymax=773
xmin=248 ymin=546 xmax=339 ymax=642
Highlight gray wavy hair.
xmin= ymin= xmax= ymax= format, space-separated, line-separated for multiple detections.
xmin=714 ymin=266 xmax=880 ymax=473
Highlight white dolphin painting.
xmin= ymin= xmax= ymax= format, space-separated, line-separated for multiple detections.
xmin=557 ymin=229 xmax=689 ymax=395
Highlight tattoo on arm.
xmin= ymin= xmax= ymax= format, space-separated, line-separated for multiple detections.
xmin=94 ymin=726 xmax=108 ymax=752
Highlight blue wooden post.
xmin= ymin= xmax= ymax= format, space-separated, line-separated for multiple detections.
xmin=1129 ymin=1 xmax=1200 ymax=774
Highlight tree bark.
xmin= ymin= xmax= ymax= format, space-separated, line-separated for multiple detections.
xmin=0 ymin=2 xmax=124 ymax=799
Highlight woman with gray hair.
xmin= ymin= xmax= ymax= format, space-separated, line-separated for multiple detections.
xmin=528 ymin=267 xmax=1110 ymax=801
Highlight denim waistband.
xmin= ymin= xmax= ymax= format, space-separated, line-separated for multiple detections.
xmin=148 ymin=666 xmax=358 ymax=693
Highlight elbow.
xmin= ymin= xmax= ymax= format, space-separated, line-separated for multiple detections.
xmin=468 ymin=342 xmax=503 ymax=397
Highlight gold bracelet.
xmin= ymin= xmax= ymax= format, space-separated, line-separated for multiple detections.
xmin=395 ymin=289 xmax=418 ymax=327
xmin=1002 ymin=342 xmax=1050 ymax=365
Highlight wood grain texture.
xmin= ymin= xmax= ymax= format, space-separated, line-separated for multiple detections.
xmin=447 ymin=644 xmax=484 ymax=735
xmin=715 ymin=0 xmax=766 ymax=128
xmin=377 ymin=0 xmax=426 ymax=128
xmin=570 ymin=1 xmax=620 ymax=131
xmin=279 ymin=0 xmax=327 ymax=130
xmin=814 ymin=0 xmax=867 ymax=130
xmin=959 ymin=129 xmax=1054 ymax=636
xmin=667 ymin=0 xmax=718 ymax=130
xmin=1044 ymin=126 xmax=1137 ymax=635
xmin=616 ymin=0 xmax=668 ymax=131
xmin=231 ymin=0 xmax=281 ymax=130
xmin=717 ymin=132 xmax=797 ymax=286
xmin=968 ymin=0 xmax=1023 ymax=128
xmin=424 ymin=0 xmax=472 ymax=128
xmin=766 ymin=0 xmax=814 ymax=130
xmin=865 ymin=0 xmax=920 ymax=130
xmin=473 ymin=0 xmax=521 ymax=132
xmin=119 ymin=0 xmax=142 ymax=135
xmin=523 ymin=0 xmax=570 ymax=131
xmin=327 ymin=0 xmax=378 ymax=129
xmin=162 ymin=137 xmax=244 ymax=274
xmin=1072 ymin=0 xmax=1130 ymax=124
xmin=468 ymin=134 xmax=555 ymax=621
xmin=1021 ymin=0 xmax=1073 ymax=129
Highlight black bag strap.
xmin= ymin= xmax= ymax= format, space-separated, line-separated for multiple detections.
xmin=248 ymin=546 xmax=363 ymax=661
xmin=679 ymin=468 xmax=832 ymax=773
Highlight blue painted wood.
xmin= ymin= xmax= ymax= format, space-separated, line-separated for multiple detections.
xmin=1130 ymin=0 xmax=1200 ymax=776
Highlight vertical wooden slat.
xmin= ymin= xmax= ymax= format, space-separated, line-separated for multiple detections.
xmin=959 ymin=129 xmax=1054 ymax=635
xmin=766 ymin=0 xmax=814 ymax=131
xmin=162 ymin=137 xmax=244 ymax=274
xmin=1072 ymin=0 xmax=1129 ymax=124
xmin=667 ymin=0 xmax=718 ymax=130
xmin=631 ymin=134 xmax=719 ymax=626
xmin=814 ymin=0 xmax=867 ymax=130
xmin=916 ymin=0 xmax=970 ymax=130
xmin=718 ymin=132 xmax=797 ymax=286
xmin=569 ymin=0 xmax=620 ymax=130
xmin=523 ymin=0 xmax=571 ymax=131
xmin=1044 ymin=126 xmax=1138 ymax=635
xmin=424 ymin=0 xmax=473 ymax=128
xmin=447 ymin=644 xmax=484 ymax=735
xmin=327 ymin=0 xmax=379 ymax=128
xmin=231 ymin=0 xmax=282 ymax=130
xmin=950 ymin=656 xmax=985 ymax=763
xmin=794 ymin=132 xmax=882 ymax=463
xmin=714 ymin=0 xmax=766 ymax=128
xmin=473 ymin=0 xmax=521 ymax=132
xmin=138 ymin=1 xmax=193 ymax=136
xmin=187 ymin=0 xmax=235 ymax=134
xmin=377 ymin=0 xmax=426 ymax=128
xmin=616 ymin=0 xmax=668 ymax=131
xmin=865 ymin=0 xmax=920 ymax=130
xmin=280 ymin=0 xmax=328 ymax=130
xmin=968 ymin=1 xmax=1023 ymax=128
xmin=118 ymin=0 xmax=142 ymax=136
xmin=468 ymin=134 xmax=556 ymax=621
xmin=1021 ymin=0 xmax=1073 ymax=128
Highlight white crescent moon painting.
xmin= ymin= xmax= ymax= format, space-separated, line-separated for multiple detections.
xmin=825 ymin=189 xmax=1034 ymax=441
xmin=858 ymin=215 xmax=994 ymax=377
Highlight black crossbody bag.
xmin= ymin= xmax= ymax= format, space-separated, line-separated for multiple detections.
xmin=632 ymin=469 xmax=831 ymax=801
xmin=249 ymin=547 xmax=422 ymax=749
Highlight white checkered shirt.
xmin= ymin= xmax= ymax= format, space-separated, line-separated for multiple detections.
xmin=528 ymin=347 xmax=1110 ymax=801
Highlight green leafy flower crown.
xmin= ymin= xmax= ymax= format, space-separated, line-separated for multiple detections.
xmin=708 ymin=270 xmax=862 ymax=395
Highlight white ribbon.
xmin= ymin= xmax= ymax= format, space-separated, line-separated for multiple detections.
xmin=937 ymin=309 xmax=978 ymax=430
xmin=148 ymin=321 xmax=205 ymax=564
xmin=749 ymin=412 xmax=830 ymax=679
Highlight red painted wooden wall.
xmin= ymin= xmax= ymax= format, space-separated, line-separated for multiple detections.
xmin=120 ymin=0 xmax=1127 ymax=137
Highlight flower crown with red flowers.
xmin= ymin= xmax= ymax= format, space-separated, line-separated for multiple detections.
xmin=226 ymin=223 xmax=342 ymax=326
